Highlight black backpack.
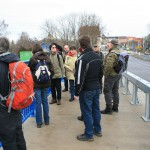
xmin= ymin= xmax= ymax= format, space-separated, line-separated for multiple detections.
xmin=113 ymin=52 xmax=129 ymax=74
xmin=35 ymin=60 xmax=51 ymax=83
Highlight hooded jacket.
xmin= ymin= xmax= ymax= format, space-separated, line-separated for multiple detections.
xmin=28 ymin=51 xmax=54 ymax=88
xmin=75 ymin=48 xmax=103 ymax=96
xmin=0 ymin=52 xmax=19 ymax=104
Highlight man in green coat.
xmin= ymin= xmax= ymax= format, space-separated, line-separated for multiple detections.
xmin=101 ymin=40 xmax=121 ymax=114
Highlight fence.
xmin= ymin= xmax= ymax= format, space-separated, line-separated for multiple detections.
xmin=121 ymin=71 xmax=150 ymax=121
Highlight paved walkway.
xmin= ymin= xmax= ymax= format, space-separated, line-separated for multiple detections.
xmin=23 ymin=87 xmax=150 ymax=150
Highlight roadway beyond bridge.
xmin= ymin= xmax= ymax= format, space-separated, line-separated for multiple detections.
xmin=23 ymin=87 xmax=150 ymax=150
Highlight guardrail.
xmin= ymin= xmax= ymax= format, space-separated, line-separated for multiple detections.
xmin=121 ymin=71 xmax=150 ymax=122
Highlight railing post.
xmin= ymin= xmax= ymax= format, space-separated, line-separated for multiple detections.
xmin=130 ymin=83 xmax=140 ymax=105
xmin=142 ymin=93 xmax=150 ymax=121
xmin=119 ymin=76 xmax=124 ymax=87
xmin=122 ymin=77 xmax=131 ymax=95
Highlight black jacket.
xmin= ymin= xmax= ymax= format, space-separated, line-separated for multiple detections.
xmin=28 ymin=51 xmax=54 ymax=88
xmin=0 ymin=52 xmax=19 ymax=103
xmin=75 ymin=48 xmax=103 ymax=96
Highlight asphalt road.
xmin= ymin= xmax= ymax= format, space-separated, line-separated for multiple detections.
xmin=127 ymin=56 xmax=150 ymax=82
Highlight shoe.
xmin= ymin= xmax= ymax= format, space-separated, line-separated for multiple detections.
xmin=94 ymin=131 xmax=102 ymax=137
xmin=100 ymin=105 xmax=112 ymax=115
xmin=45 ymin=122 xmax=49 ymax=125
xmin=57 ymin=100 xmax=61 ymax=105
xmin=37 ymin=124 xmax=42 ymax=128
xmin=77 ymin=116 xmax=83 ymax=121
xmin=77 ymin=134 xmax=94 ymax=142
xmin=62 ymin=89 xmax=68 ymax=92
xmin=112 ymin=105 xmax=119 ymax=112
xmin=49 ymin=99 xmax=57 ymax=104
xmin=112 ymin=107 xmax=119 ymax=112
xmin=69 ymin=98 xmax=74 ymax=102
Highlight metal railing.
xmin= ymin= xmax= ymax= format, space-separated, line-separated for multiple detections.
xmin=121 ymin=71 xmax=150 ymax=121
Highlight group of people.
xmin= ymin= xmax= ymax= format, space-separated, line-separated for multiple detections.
xmin=0 ymin=35 xmax=122 ymax=149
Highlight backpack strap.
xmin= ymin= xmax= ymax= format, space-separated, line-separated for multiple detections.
xmin=0 ymin=94 xmax=7 ymax=101
xmin=57 ymin=53 xmax=61 ymax=68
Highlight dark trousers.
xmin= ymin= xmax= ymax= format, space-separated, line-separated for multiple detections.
xmin=0 ymin=105 xmax=26 ymax=150
xmin=103 ymin=75 xmax=121 ymax=106
xmin=51 ymin=78 xmax=61 ymax=100
xmin=69 ymin=80 xmax=74 ymax=99
xmin=64 ymin=77 xmax=68 ymax=90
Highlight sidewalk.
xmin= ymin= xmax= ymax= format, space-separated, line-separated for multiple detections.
xmin=23 ymin=88 xmax=150 ymax=150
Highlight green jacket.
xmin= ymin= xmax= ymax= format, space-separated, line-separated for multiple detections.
xmin=104 ymin=48 xmax=120 ymax=77
xmin=50 ymin=53 xmax=65 ymax=79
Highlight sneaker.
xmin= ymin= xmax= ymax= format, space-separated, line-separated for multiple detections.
xmin=94 ymin=131 xmax=102 ymax=137
xmin=77 ymin=134 xmax=94 ymax=142
xmin=62 ymin=89 xmax=68 ymax=92
xmin=37 ymin=124 xmax=42 ymax=128
xmin=69 ymin=98 xmax=74 ymax=102
xmin=57 ymin=100 xmax=61 ymax=105
xmin=45 ymin=122 xmax=49 ymax=125
xmin=49 ymin=99 xmax=57 ymax=104
xmin=77 ymin=116 xmax=83 ymax=121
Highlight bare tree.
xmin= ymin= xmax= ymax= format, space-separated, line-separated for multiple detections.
xmin=41 ymin=12 xmax=105 ymax=47
xmin=15 ymin=32 xmax=33 ymax=54
xmin=57 ymin=14 xmax=79 ymax=46
xmin=41 ymin=19 xmax=58 ymax=42
xmin=0 ymin=20 xmax=9 ymax=36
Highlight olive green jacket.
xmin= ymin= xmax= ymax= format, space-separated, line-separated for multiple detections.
xmin=50 ymin=52 xmax=65 ymax=79
xmin=104 ymin=48 xmax=120 ymax=77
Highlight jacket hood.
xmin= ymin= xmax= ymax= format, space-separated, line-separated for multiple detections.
xmin=33 ymin=51 xmax=48 ymax=60
xmin=0 ymin=52 xmax=20 ymax=63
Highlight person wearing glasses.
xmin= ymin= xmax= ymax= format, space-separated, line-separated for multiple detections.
xmin=49 ymin=43 xmax=65 ymax=105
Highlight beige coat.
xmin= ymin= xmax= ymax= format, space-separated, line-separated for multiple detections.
xmin=64 ymin=55 xmax=77 ymax=80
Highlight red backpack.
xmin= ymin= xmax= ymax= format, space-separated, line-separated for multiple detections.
xmin=6 ymin=61 xmax=34 ymax=113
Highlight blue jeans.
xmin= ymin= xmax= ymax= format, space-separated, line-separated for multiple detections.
xmin=79 ymin=89 xmax=101 ymax=138
xmin=34 ymin=88 xmax=49 ymax=124
xmin=69 ymin=80 xmax=74 ymax=99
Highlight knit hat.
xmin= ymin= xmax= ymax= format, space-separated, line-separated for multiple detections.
xmin=110 ymin=40 xmax=118 ymax=45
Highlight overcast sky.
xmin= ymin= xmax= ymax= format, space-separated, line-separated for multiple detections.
xmin=1 ymin=0 xmax=150 ymax=41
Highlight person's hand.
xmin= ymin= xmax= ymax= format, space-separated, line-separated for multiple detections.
xmin=74 ymin=96 xmax=79 ymax=100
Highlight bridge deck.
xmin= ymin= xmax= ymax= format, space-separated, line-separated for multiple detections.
xmin=23 ymin=88 xmax=150 ymax=150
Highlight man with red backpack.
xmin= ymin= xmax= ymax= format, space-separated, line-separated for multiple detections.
xmin=0 ymin=37 xmax=27 ymax=150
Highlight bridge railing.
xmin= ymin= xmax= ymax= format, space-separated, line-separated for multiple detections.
xmin=120 ymin=71 xmax=150 ymax=122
